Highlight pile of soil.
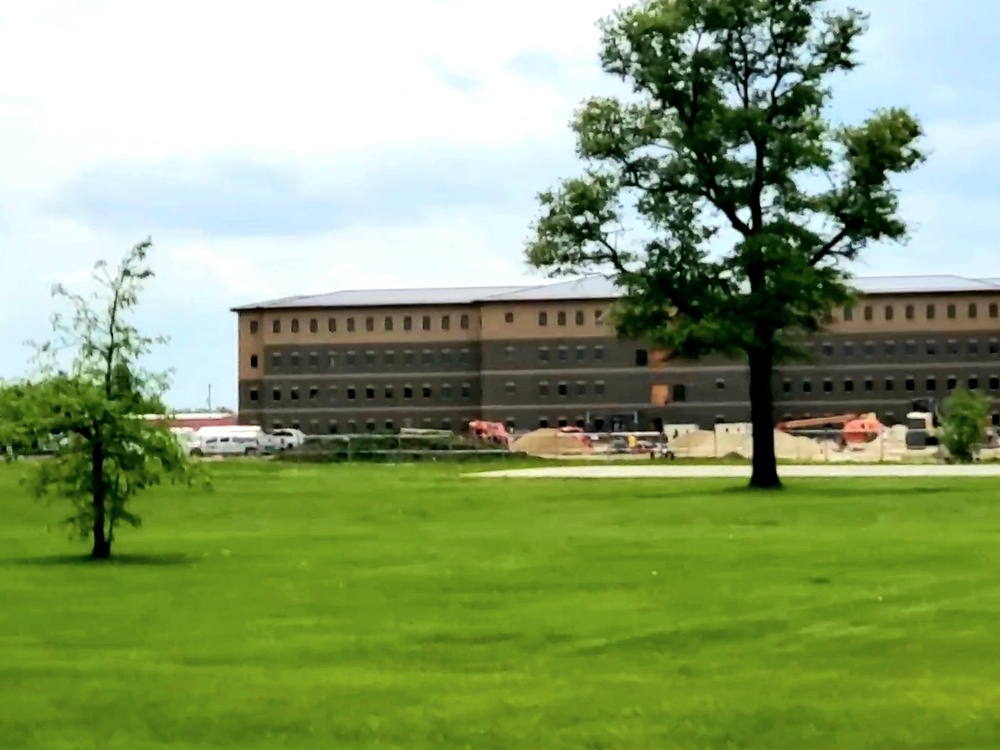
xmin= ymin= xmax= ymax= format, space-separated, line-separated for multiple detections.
xmin=510 ymin=429 xmax=593 ymax=457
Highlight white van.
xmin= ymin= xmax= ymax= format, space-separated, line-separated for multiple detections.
xmin=271 ymin=428 xmax=306 ymax=448
xmin=195 ymin=425 xmax=282 ymax=455
xmin=197 ymin=434 xmax=260 ymax=456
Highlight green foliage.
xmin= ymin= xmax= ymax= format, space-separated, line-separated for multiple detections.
xmin=939 ymin=388 xmax=992 ymax=463
xmin=525 ymin=0 xmax=925 ymax=487
xmin=16 ymin=239 xmax=206 ymax=558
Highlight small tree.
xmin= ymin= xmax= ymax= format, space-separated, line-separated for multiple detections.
xmin=524 ymin=0 xmax=924 ymax=488
xmin=19 ymin=239 xmax=202 ymax=559
xmin=939 ymin=388 xmax=992 ymax=463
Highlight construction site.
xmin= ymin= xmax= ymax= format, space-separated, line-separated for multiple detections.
xmin=472 ymin=399 xmax=1000 ymax=462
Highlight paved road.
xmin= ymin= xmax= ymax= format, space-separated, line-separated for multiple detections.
xmin=472 ymin=464 xmax=1000 ymax=479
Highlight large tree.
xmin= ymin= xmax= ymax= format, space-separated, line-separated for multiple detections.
xmin=18 ymin=240 xmax=202 ymax=558
xmin=525 ymin=0 xmax=924 ymax=488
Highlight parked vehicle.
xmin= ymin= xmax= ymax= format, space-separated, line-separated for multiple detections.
xmin=196 ymin=435 xmax=260 ymax=456
xmin=270 ymin=428 xmax=306 ymax=449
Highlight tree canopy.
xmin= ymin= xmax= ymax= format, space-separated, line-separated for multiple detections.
xmin=525 ymin=0 xmax=925 ymax=487
xmin=15 ymin=240 xmax=203 ymax=559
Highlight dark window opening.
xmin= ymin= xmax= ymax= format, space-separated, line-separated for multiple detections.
xmin=460 ymin=314 xmax=470 ymax=330
xmin=575 ymin=310 xmax=585 ymax=325
xmin=441 ymin=315 xmax=451 ymax=331
xmin=538 ymin=311 xmax=548 ymax=326
xmin=823 ymin=379 xmax=833 ymax=393
xmin=884 ymin=377 xmax=895 ymax=392
xmin=635 ymin=349 xmax=649 ymax=366
xmin=249 ymin=320 xmax=259 ymax=334
xmin=926 ymin=340 xmax=937 ymax=355
xmin=926 ymin=376 xmax=937 ymax=391
xmin=843 ymin=307 xmax=854 ymax=321
xmin=970 ymin=303 xmax=978 ymax=319
xmin=884 ymin=305 xmax=894 ymax=321
xmin=249 ymin=388 xmax=258 ymax=401
xmin=291 ymin=319 xmax=300 ymax=333
xmin=557 ymin=382 xmax=568 ymax=397
xmin=905 ymin=304 xmax=914 ymax=320
xmin=504 ymin=311 xmax=514 ymax=323
xmin=422 ymin=384 xmax=432 ymax=398
xmin=947 ymin=303 xmax=956 ymax=319
xmin=557 ymin=311 xmax=567 ymax=326
xmin=905 ymin=377 xmax=915 ymax=392
xmin=384 ymin=316 xmax=393 ymax=331
xmin=844 ymin=378 xmax=854 ymax=393
xmin=404 ymin=385 xmax=413 ymax=399
xmin=365 ymin=386 xmax=375 ymax=400
xmin=927 ymin=303 xmax=936 ymax=320
xmin=864 ymin=377 xmax=874 ymax=392
xmin=309 ymin=318 xmax=318 ymax=333
xmin=863 ymin=306 xmax=873 ymax=321
xmin=384 ymin=385 xmax=393 ymax=399
xmin=672 ymin=384 xmax=685 ymax=401
xmin=969 ymin=376 xmax=980 ymax=390
xmin=403 ymin=316 xmax=412 ymax=331
xmin=250 ymin=354 xmax=259 ymax=369
xmin=328 ymin=318 xmax=336 ymax=333
xmin=272 ymin=320 xmax=281 ymax=334
xmin=309 ymin=386 xmax=319 ymax=399
xmin=346 ymin=317 xmax=355 ymax=332
xmin=346 ymin=387 xmax=356 ymax=400
xmin=422 ymin=316 xmax=431 ymax=331
xmin=947 ymin=376 xmax=957 ymax=390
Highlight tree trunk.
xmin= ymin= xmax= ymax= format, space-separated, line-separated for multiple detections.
xmin=91 ymin=442 xmax=111 ymax=559
xmin=748 ymin=346 xmax=782 ymax=489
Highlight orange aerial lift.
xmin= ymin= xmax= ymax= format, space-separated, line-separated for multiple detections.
xmin=776 ymin=413 xmax=883 ymax=447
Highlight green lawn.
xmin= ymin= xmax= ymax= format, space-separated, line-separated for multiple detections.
xmin=2 ymin=462 xmax=1000 ymax=749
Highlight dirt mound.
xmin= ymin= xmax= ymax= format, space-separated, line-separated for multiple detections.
xmin=511 ymin=428 xmax=593 ymax=457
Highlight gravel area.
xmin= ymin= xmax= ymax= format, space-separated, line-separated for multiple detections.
xmin=472 ymin=464 xmax=1000 ymax=479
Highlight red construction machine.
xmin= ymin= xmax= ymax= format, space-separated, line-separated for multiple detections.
xmin=776 ymin=413 xmax=883 ymax=447
xmin=468 ymin=420 xmax=512 ymax=448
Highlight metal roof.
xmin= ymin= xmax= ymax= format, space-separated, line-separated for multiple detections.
xmin=233 ymin=274 xmax=1000 ymax=311
xmin=232 ymin=285 xmax=527 ymax=311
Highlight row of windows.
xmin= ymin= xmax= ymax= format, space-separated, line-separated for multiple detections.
xmin=811 ymin=338 xmax=1000 ymax=358
xmin=843 ymin=301 xmax=999 ymax=323
xmin=780 ymin=374 xmax=1000 ymax=395
xmin=250 ymin=307 xmax=609 ymax=337
xmin=252 ymin=382 xmax=476 ymax=403
xmin=269 ymin=414 xmax=629 ymax=434
xmin=249 ymin=344 xmax=625 ymax=371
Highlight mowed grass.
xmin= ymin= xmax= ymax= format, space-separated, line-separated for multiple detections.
xmin=3 ymin=463 xmax=1000 ymax=749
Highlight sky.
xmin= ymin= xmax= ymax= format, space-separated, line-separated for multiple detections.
xmin=1 ymin=0 xmax=998 ymax=409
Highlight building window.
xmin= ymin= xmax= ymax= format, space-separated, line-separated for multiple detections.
xmin=539 ymin=381 xmax=550 ymax=396
xmin=821 ymin=342 xmax=833 ymax=357
xmin=307 ymin=352 xmax=318 ymax=368
xmin=250 ymin=354 xmax=259 ymax=368
xmin=365 ymin=386 xmax=375 ymax=400
xmin=904 ymin=340 xmax=917 ymax=356
xmin=403 ymin=350 xmax=414 ymax=365
xmin=422 ymin=315 xmax=431 ymax=331
xmin=422 ymin=384 xmax=432 ymax=398
xmin=249 ymin=388 xmax=259 ymax=401
xmin=290 ymin=387 xmax=299 ymax=401
xmin=366 ymin=420 xmax=376 ymax=433
xmin=365 ymin=350 xmax=376 ymax=366
xmin=926 ymin=340 xmax=937 ymax=355
xmin=594 ymin=345 xmax=605 ymax=361
xmin=595 ymin=309 xmax=605 ymax=325
xmin=635 ymin=349 xmax=649 ymax=366
xmin=538 ymin=311 xmax=548 ymax=326
xmin=346 ymin=317 xmax=355 ymax=332
xmin=969 ymin=340 xmax=980 ymax=355
xmin=991 ymin=339 xmax=1000 ymax=355
xmin=947 ymin=375 xmax=957 ymax=390
xmin=716 ymin=378 xmax=725 ymax=390
xmin=843 ymin=341 xmax=855 ymax=357
xmin=594 ymin=381 xmax=606 ymax=396
xmin=384 ymin=316 xmax=393 ymax=331
xmin=782 ymin=379 xmax=792 ymax=394
xmin=290 ymin=319 xmax=300 ymax=333
xmin=441 ymin=383 xmax=452 ymax=400
xmin=926 ymin=303 xmax=936 ymax=320
xmin=272 ymin=388 xmax=281 ymax=401
xmin=926 ymin=376 xmax=936 ymax=391
xmin=505 ymin=345 xmax=515 ymax=361
xmin=384 ymin=385 xmax=394 ymax=399
xmin=347 ymin=386 xmax=356 ymax=400
xmin=576 ymin=346 xmax=586 ymax=361
xmin=328 ymin=318 xmax=336 ymax=333
xmin=970 ymin=302 xmax=978 ymax=319
xmin=328 ymin=420 xmax=338 ymax=434
xmin=539 ymin=417 xmax=549 ymax=429
xmin=272 ymin=319 xmax=281 ymax=334
xmin=459 ymin=348 xmax=471 ymax=364
xmin=504 ymin=311 xmax=514 ymax=323
xmin=990 ymin=303 xmax=999 ymax=318
xmin=884 ymin=305 xmax=894 ymax=321
xmin=328 ymin=352 xmax=337 ymax=368
xmin=823 ymin=378 xmax=833 ymax=393
xmin=403 ymin=385 xmax=413 ymax=399
xmin=557 ymin=346 xmax=568 ymax=362
xmin=843 ymin=306 xmax=853 ymax=321
xmin=505 ymin=381 xmax=516 ymax=396
xmin=575 ymin=310 xmax=585 ymax=325
xmin=884 ymin=377 xmax=894 ymax=392
xmin=422 ymin=349 xmax=433 ymax=365
xmin=460 ymin=314 xmax=470 ymax=329
xmin=440 ymin=348 xmax=452 ymax=364
xmin=461 ymin=382 xmax=472 ymax=400
xmin=947 ymin=339 xmax=959 ymax=355
xmin=271 ymin=352 xmax=281 ymax=368
xmin=969 ymin=375 xmax=980 ymax=390
xmin=403 ymin=316 xmax=412 ymax=331
xmin=290 ymin=352 xmax=301 ymax=368
xmin=385 ymin=419 xmax=395 ymax=432
xmin=863 ymin=341 xmax=874 ymax=357
xmin=249 ymin=320 xmax=259 ymax=334
xmin=947 ymin=303 xmax=956 ymax=319
xmin=506 ymin=418 xmax=516 ymax=431
xmin=843 ymin=377 xmax=854 ymax=393
xmin=990 ymin=376 xmax=1000 ymax=391
xmin=863 ymin=305 xmax=873 ymax=321
xmin=557 ymin=381 xmax=568 ymax=396
xmin=802 ymin=379 xmax=812 ymax=393
xmin=864 ymin=377 xmax=874 ymax=392
xmin=576 ymin=381 xmax=586 ymax=396
xmin=884 ymin=340 xmax=896 ymax=356
xmin=905 ymin=376 xmax=915 ymax=392
xmin=384 ymin=350 xmax=395 ymax=366
xmin=557 ymin=311 xmax=567 ymax=326
xmin=538 ymin=347 xmax=550 ymax=362
xmin=308 ymin=386 xmax=319 ymax=400
xmin=905 ymin=304 xmax=914 ymax=320
xmin=305 ymin=318 xmax=315 ymax=334
xmin=441 ymin=315 xmax=451 ymax=331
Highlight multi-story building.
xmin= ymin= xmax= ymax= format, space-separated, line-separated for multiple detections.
xmin=233 ymin=274 xmax=1000 ymax=433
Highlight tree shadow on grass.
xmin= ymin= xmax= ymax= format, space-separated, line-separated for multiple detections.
xmin=4 ymin=552 xmax=192 ymax=567
xmin=719 ymin=484 xmax=954 ymax=498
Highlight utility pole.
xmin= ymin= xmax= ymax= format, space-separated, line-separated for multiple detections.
xmin=207 ymin=384 xmax=213 ymax=411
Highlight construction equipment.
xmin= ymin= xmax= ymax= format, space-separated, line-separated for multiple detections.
xmin=905 ymin=397 xmax=998 ymax=451
xmin=468 ymin=420 xmax=511 ymax=448
xmin=776 ymin=413 xmax=883 ymax=448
